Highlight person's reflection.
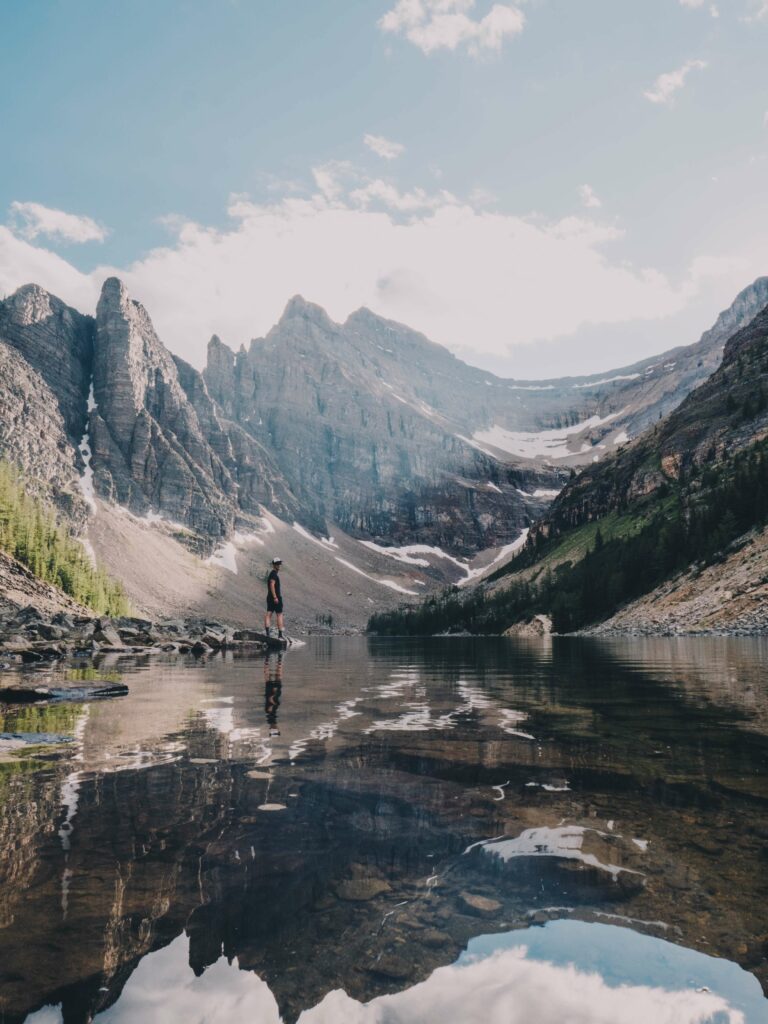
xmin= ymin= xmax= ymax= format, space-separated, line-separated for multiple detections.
xmin=264 ymin=651 xmax=283 ymax=736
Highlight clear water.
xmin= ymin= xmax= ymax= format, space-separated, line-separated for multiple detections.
xmin=1 ymin=636 xmax=767 ymax=1024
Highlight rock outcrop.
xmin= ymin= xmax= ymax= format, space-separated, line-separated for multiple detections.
xmin=0 ymin=340 xmax=87 ymax=523
xmin=0 ymin=283 xmax=93 ymax=441
xmin=89 ymin=278 xmax=238 ymax=538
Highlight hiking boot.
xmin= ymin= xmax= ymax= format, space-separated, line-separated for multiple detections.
xmin=278 ymin=631 xmax=285 ymax=640
xmin=265 ymin=627 xmax=271 ymax=638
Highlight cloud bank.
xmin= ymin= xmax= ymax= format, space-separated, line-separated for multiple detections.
xmin=8 ymin=201 xmax=107 ymax=244
xmin=379 ymin=0 xmax=526 ymax=56
xmin=0 ymin=171 xmax=750 ymax=374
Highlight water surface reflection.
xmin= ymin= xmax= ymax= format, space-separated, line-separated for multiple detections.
xmin=0 ymin=637 xmax=766 ymax=1023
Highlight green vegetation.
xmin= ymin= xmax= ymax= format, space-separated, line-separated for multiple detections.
xmin=0 ymin=461 xmax=128 ymax=616
xmin=369 ymin=437 xmax=768 ymax=636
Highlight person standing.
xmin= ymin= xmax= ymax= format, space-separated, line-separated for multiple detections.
xmin=265 ymin=557 xmax=285 ymax=640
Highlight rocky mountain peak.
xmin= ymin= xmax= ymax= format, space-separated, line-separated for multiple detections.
xmin=94 ymin=277 xmax=175 ymax=416
xmin=204 ymin=335 xmax=237 ymax=415
xmin=695 ymin=276 xmax=768 ymax=360
xmin=3 ymin=283 xmax=56 ymax=326
xmin=277 ymin=294 xmax=337 ymax=333
xmin=0 ymin=283 xmax=93 ymax=441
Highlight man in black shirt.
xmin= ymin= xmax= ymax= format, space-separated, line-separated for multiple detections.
xmin=264 ymin=557 xmax=285 ymax=640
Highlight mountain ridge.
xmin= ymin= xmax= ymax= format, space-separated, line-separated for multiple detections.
xmin=1 ymin=271 xmax=767 ymax=627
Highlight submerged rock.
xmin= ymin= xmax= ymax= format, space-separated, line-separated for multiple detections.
xmin=335 ymin=879 xmax=392 ymax=902
xmin=0 ymin=682 xmax=128 ymax=704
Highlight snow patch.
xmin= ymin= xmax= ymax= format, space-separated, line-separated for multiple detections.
xmin=486 ymin=481 xmax=503 ymax=494
xmin=472 ymin=412 xmax=623 ymax=460
xmin=293 ymin=522 xmax=339 ymax=549
xmin=455 ymin=434 xmax=498 ymax=458
xmin=359 ymin=540 xmax=468 ymax=571
xmin=573 ymin=374 xmax=640 ymax=388
xmin=458 ymin=529 xmax=529 ymax=587
xmin=77 ymin=439 xmax=97 ymax=512
xmin=335 ymin=556 xmax=418 ymax=596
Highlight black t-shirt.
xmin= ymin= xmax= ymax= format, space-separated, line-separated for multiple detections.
xmin=268 ymin=569 xmax=281 ymax=600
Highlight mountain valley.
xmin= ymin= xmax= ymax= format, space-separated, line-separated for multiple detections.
xmin=1 ymin=273 xmax=767 ymax=629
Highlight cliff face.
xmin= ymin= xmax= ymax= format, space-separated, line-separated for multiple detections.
xmin=0 ymin=340 xmax=87 ymax=523
xmin=1 ymin=274 xmax=767 ymax=564
xmin=0 ymin=284 xmax=93 ymax=442
xmin=89 ymin=278 xmax=239 ymax=539
xmin=203 ymin=297 xmax=561 ymax=552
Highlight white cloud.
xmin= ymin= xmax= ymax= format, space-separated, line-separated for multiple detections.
xmin=350 ymin=179 xmax=458 ymax=211
xmin=0 ymin=226 xmax=99 ymax=307
xmin=8 ymin=201 xmax=107 ymax=244
xmin=378 ymin=0 xmax=525 ymax=56
xmin=363 ymin=133 xmax=405 ymax=160
xmin=578 ymin=184 xmax=602 ymax=209
xmin=0 ymin=167 xmax=757 ymax=374
xmin=679 ymin=0 xmax=720 ymax=15
xmin=643 ymin=59 xmax=707 ymax=105
xmin=301 ymin=945 xmax=745 ymax=1024
xmin=743 ymin=0 xmax=768 ymax=20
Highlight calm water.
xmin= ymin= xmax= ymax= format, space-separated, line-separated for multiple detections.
xmin=1 ymin=637 xmax=767 ymax=1024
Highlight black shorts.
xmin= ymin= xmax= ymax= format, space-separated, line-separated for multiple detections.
xmin=267 ymin=598 xmax=284 ymax=613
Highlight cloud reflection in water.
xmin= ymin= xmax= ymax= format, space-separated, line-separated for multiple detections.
xmin=27 ymin=920 xmax=761 ymax=1024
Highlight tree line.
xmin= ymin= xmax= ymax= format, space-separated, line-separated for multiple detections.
xmin=0 ymin=462 xmax=129 ymax=616
xmin=369 ymin=435 xmax=768 ymax=636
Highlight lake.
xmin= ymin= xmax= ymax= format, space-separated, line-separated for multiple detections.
xmin=1 ymin=636 xmax=767 ymax=1024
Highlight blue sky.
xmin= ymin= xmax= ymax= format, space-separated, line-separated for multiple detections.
xmin=1 ymin=0 xmax=767 ymax=376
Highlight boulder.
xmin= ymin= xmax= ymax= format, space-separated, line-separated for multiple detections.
xmin=28 ymin=623 xmax=67 ymax=641
xmin=93 ymin=624 xmax=123 ymax=646
xmin=11 ymin=605 xmax=43 ymax=626
xmin=51 ymin=612 xmax=76 ymax=630
xmin=457 ymin=891 xmax=502 ymax=918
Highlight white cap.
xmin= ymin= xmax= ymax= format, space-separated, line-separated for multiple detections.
xmin=272 ymin=557 xmax=283 ymax=564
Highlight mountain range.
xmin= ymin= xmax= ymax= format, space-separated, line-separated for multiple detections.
xmin=371 ymin=283 xmax=768 ymax=636
xmin=1 ymin=273 xmax=767 ymax=627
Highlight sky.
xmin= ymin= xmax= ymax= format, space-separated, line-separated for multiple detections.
xmin=0 ymin=0 xmax=767 ymax=377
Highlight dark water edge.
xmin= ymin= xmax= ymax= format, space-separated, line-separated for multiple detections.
xmin=1 ymin=636 xmax=767 ymax=1024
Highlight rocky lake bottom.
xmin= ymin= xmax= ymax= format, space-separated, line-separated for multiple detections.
xmin=0 ymin=636 xmax=767 ymax=1023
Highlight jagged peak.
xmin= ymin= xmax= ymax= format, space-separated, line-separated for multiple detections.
xmin=98 ymin=276 xmax=130 ymax=308
xmin=2 ymin=282 xmax=76 ymax=318
xmin=208 ymin=333 xmax=233 ymax=355
xmin=705 ymin=275 xmax=768 ymax=338
xmin=278 ymin=294 xmax=336 ymax=329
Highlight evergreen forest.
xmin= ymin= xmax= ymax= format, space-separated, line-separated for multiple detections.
xmin=0 ymin=462 xmax=129 ymax=616
xmin=369 ymin=436 xmax=768 ymax=636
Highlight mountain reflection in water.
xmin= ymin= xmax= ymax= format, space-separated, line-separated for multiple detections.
xmin=1 ymin=636 xmax=767 ymax=1024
